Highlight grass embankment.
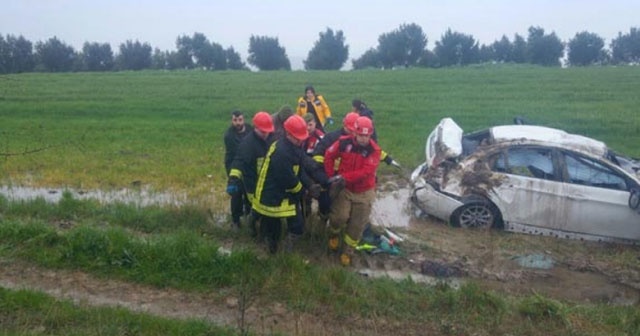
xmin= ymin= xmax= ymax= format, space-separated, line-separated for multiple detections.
xmin=1 ymin=66 xmax=639 ymax=200
xmin=1 ymin=193 xmax=639 ymax=335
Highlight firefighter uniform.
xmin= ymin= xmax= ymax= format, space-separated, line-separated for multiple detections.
xmin=324 ymin=134 xmax=381 ymax=257
xmin=228 ymin=131 xmax=274 ymax=203
xmin=252 ymin=137 xmax=308 ymax=252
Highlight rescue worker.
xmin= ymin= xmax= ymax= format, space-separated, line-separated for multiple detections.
xmin=311 ymin=112 xmax=360 ymax=217
xmin=252 ymin=115 xmax=312 ymax=253
xmin=227 ymin=111 xmax=275 ymax=235
xmin=223 ymin=110 xmax=253 ymax=230
xmin=351 ymin=99 xmax=401 ymax=169
xmin=272 ymin=104 xmax=294 ymax=140
xmin=324 ymin=116 xmax=381 ymax=266
xmin=302 ymin=113 xmax=324 ymax=156
xmin=296 ymin=85 xmax=333 ymax=132
xmin=301 ymin=113 xmax=325 ymax=218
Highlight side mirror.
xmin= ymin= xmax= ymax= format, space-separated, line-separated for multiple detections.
xmin=629 ymin=188 xmax=640 ymax=210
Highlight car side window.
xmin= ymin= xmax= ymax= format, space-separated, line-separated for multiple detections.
xmin=564 ymin=153 xmax=628 ymax=191
xmin=492 ymin=148 xmax=555 ymax=180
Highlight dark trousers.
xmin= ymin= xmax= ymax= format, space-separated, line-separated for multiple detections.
xmin=318 ymin=190 xmax=331 ymax=217
xmin=261 ymin=204 xmax=304 ymax=253
xmin=230 ymin=186 xmax=251 ymax=224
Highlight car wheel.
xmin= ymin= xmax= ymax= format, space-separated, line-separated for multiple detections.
xmin=452 ymin=202 xmax=498 ymax=229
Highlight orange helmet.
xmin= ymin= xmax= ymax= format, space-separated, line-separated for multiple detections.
xmin=253 ymin=111 xmax=274 ymax=133
xmin=284 ymin=115 xmax=309 ymax=141
xmin=355 ymin=116 xmax=374 ymax=136
xmin=343 ymin=112 xmax=360 ymax=133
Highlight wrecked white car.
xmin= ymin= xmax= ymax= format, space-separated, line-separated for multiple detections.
xmin=410 ymin=118 xmax=640 ymax=244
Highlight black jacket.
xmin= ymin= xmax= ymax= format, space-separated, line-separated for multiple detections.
xmin=229 ymin=130 xmax=274 ymax=197
xmin=252 ymin=138 xmax=306 ymax=218
xmin=311 ymin=128 xmax=351 ymax=164
xmin=223 ymin=124 xmax=253 ymax=173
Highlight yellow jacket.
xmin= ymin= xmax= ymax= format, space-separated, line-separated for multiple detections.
xmin=296 ymin=95 xmax=332 ymax=126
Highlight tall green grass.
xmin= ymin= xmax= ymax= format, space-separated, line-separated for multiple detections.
xmin=2 ymin=66 xmax=639 ymax=200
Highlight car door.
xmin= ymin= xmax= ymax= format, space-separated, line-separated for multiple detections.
xmin=558 ymin=151 xmax=640 ymax=241
xmin=489 ymin=146 xmax=568 ymax=228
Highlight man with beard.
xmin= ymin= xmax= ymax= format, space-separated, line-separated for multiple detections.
xmin=224 ymin=110 xmax=253 ymax=230
xmin=227 ymin=111 xmax=275 ymax=234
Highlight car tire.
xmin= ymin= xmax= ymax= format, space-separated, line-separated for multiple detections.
xmin=451 ymin=201 xmax=499 ymax=229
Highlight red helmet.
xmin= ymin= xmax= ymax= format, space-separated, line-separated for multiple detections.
xmin=355 ymin=116 xmax=374 ymax=136
xmin=253 ymin=111 xmax=274 ymax=133
xmin=343 ymin=112 xmax=360 ymax=133
xmin=284 ymin=115 xmax=309 ymax=141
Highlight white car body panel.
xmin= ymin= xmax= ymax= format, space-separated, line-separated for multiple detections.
xmin=491 ymin=125 xmax=608 ymax=157
xmin=490 ymin=174 xmax=568 ymax=229
xmin=411 ymin=118 xmax=640 ymax=244
xmin=425 ymin=118 xmax=463 ymax=169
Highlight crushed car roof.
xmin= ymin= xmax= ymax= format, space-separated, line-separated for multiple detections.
xmin=490 ymin=125 xmax=608 ymax=157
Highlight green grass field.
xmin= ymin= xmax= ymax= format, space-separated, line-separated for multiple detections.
xmin=2 ymin=65 xmax=639 ymax=202
xmin=1 ymin=66 xmax=640 ymax=335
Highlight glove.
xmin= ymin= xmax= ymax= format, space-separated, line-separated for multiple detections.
xmin=326 ymin=117 xmax=334 ymax=125
xmin=226 ymin=177 xmax=240 ymax=196
xmin=384 ymin=156 xmax=402 ymax=169
xmin=308 ymin=184 xmax=322 ymax=199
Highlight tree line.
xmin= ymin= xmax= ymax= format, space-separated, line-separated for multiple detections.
xmin=1 ymin=24 xmax=639 ymax=73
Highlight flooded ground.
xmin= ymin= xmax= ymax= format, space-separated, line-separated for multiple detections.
xmin=371 ymin=187 xmax=413 ymax=228
xmin=0 ymin=185 xmax=188 ymax=206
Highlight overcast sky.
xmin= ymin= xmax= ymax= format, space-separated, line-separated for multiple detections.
xmin=3 ymin=0 xmax=638 ymax=69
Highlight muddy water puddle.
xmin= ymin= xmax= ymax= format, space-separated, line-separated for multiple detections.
xmin=0 ymin=185 xmax=188 ymax=206
xmin=1 ymin=185 xmax=415 ymax=228
xmin=371 ymin=187 xmax=413 ymax=228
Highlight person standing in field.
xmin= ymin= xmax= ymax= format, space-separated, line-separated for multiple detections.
xmin=227 ymin=111 xmax=275 ymax=235
xmin=251 ymin=115 xmax=312 ymax=253
xmin=324 ymin=116 xmax=381 ymax=266
xmin=296 ymin=85 xmax=333 ymax=132
xmin=223 ymin=110 xmax=253 ymax=230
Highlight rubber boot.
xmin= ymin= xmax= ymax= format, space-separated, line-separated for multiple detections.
xmin=340 ymin=246 xmax=354 ymax=267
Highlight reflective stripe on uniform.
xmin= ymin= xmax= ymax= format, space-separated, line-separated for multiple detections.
xmin=229 ymin=168 xmax=243 ymax=179
xmin=253 ymin=142 xmax=297 ymax=218
xmin=254 ymin=143 xmax=276 ymax=203
xmin=286 ymin=181 xmax=303 ymax=194
xmin=252 ymin=198 xmax=296 ymax=217
xmin=344 ymin=233 xmax=359 ymax=248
